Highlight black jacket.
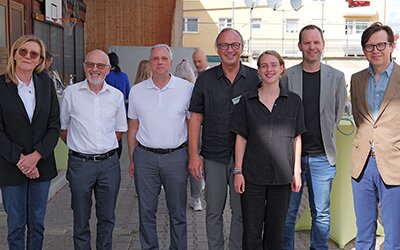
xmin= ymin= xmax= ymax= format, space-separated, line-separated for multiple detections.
xmin=0 ymin=72 xmax=60 ymax=185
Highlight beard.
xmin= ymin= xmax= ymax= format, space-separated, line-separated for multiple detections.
xmin=87 ymin=73 xmax=105 ymax=86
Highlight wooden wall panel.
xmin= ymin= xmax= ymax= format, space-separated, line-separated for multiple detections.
xmin=85 ymin=0 xmax=177 ymax=53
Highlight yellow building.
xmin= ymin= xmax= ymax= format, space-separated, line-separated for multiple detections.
xmin=183 ymin=0 xmax=388 ymax=58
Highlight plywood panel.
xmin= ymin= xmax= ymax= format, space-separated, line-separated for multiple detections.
xmin=85 ymin=0 xmax=177 ymax=53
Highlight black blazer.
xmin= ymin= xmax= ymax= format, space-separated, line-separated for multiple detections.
xmin=0 ymin=72 xmax=60 ymax=185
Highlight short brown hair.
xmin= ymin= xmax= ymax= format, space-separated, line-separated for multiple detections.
xmin=257 ymin=50 xmax=286 ymax=75
xmin=6 ymin=35 xmax=46 ymax=84
xmin=298 ymin=24 xmax=324 ymax=43
xmin=361 ymin=22 xmax=394 ymax=48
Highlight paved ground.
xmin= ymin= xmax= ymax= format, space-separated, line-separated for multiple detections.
xmin=0 ymin=136 xmax=384 ymax=249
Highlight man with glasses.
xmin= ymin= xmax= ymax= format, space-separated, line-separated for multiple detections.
xmin=188 ymin=28 xmax=259 ymax=250
xmin=282 ymin=25 xmax=347 ymax=250
xmin=60 ymin=49 xmax=127 ymax=250
xmin=350 ymin=22 xmax=400 ymax=249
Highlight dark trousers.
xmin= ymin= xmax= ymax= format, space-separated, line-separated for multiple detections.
xmin=241 ymin=182 xmax=291 ymax=250
xmin=134 ymin=146 xmax=188 ymax=250
xmin=66 ymin=153 xmax=121 ymax=250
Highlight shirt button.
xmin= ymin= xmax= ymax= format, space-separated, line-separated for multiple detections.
xmin=373 ymin=125 xmax=377 ymax=129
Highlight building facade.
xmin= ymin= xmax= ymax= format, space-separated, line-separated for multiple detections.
xmin=183 ymin=0 xmax=397 ymax=59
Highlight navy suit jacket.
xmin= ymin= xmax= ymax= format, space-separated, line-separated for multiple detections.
xmin=0 ymin=72 xmax=60 ymax=185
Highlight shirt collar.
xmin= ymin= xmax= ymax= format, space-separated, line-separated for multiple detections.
xmin=216 ymin=62 xmax=248 ymax=80
xmin=368 ymin=60 xmax=394 ymax=78
xmin=146 ymin=73 xmax=175 ymax=90
xmin=248 ymin=83 xmax=289 ymax=99
xmin=16 ymin=75 xmax=35 ymax=90
xmin=80 ymin=79 xmax=111 ymax=94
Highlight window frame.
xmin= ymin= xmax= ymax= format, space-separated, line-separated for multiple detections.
xmin=183 ymin=17 xmax=199 ymax=33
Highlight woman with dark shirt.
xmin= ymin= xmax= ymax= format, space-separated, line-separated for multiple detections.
xmin=0 ymin=35 xmax=60 ymax=249
xmin=231 ymin=50 xmax=305 ymax=250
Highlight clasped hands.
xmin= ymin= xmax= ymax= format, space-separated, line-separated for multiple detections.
xmin=16 ymin=151 xmax=41 ymax=179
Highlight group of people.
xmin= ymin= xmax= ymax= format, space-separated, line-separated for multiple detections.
xmin=0 ymin=21 xmax=399 ymax=250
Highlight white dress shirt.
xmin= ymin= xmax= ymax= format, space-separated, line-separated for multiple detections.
xmin=17 ymin=76 xmax=35 ymax=123
xmin=60 ymin=80 xmax=128 ymax=154
xmin=128 ymin=75 xmax=193 ymax=149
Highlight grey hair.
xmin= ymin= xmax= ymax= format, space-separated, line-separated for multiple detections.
xmin=215 ymin=28 xmax=245 ymax=48
xmin=150 ymin=44 xmax=173 ymax=61
xmin=175 ymin=59 xmax=196 ymax=84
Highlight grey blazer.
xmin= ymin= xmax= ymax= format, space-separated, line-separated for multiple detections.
xmin=282 ymin=62 xmax=347 ymax=165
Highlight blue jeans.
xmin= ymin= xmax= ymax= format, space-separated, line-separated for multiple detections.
xmin=283 ymin=155 xmax=336 ymax=250
xmin=134 ymin=146 xmax=188 ymax=250
xmin=1 ymin=180 xmax=51 ymax=250
xmin=352 ymin=156 xmax=400 ymax=250
xmin=66 ymin=153 xmax=121 ymax=250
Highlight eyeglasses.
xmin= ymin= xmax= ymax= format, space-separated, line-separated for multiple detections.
xmin=17 ymin=48 xmax=41 ymax=60
xmin=217 ymin=42 xmax=242 ymax=50
xmin=363 ymin=42 xmax=392 ymax=52
xmin=84 ymin=62 xmax=109 ymax=70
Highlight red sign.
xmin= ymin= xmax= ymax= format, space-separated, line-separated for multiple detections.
xmin=347 ymin=0 xmax=370 ymax=8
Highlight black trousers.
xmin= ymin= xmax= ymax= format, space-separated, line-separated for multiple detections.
xmin=241 ymin=182 xmax=291 ymax=250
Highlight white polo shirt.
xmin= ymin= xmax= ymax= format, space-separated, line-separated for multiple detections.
xmin=128 ymin=75 xmax=193 ymax=149
xmin=60 ymin=80 xmax=128 ymax=154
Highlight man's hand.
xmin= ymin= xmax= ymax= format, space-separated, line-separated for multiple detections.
xmin=188 ymin=154 xmax=203 ymax=180
xmin=129 ymin=162 xmax=135 ymax=178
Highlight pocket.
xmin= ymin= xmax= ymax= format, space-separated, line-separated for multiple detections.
xmin=168 ymin=103 xmax=185 ymax=118
xmin=278 ymin=116 xmax=296 ymax=137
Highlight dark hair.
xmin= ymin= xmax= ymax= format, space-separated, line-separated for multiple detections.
xmin=298 ymin=24 xmax=324 ymax=43
xmin=361 ymin=22 xmax=394 ymax=48
xmin=108 ymin=52 xmax=121 ymax=73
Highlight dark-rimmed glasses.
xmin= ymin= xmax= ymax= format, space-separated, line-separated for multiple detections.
xmin=84 ymin=62 xmax=109 ymax=70
xmin=217 ymin=42 xmax=242 ymax=50
xmin=363 ymin=42 xmax=392 ymax=52
xmin=17 ymin=48 xmax=41 ymax=60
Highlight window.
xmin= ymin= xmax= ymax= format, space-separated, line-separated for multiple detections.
xmin=251 ymin=18 xmax=261 ymax=33
xmin=345 ymin=20 xmax=368 ymax=35
xmin=10 ymin=1 xmax=24 ymax=45
xmin=219 ymin=18 xmax=232 ymax=31
xmin=286 ymin=19 xmax=299 ymax=33
xmin=183 ymin=17 xmax=198 ymax=33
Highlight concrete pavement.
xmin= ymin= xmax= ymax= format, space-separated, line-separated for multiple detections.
xmin=0 ymin=136 xmax=383 ymax=249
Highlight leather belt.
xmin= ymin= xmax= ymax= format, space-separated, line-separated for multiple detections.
xmin=69 ymin=149 xmax=116 ymax=162
xmin=138 ymin=142 xmax=186 ymax=154
xmin=370 ymin=151 xmax=376 ymax=157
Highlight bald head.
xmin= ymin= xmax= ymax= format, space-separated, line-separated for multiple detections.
xmin=192 ymin=48 xmax=208 ymax=73
xmin=85 ymin=49 xmax=110 ymax=65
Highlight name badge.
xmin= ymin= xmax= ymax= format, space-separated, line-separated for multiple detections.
xmin=232 ymin=95 xmax=242 ymax=105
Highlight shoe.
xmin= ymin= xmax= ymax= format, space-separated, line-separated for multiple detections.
xmin=191 ymin=198 xmax=203 ymax=211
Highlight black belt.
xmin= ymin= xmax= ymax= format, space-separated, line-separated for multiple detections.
xmin=69 ymin=149 xmax=116 ymax=162
xmin=302 ymin=151 xmax=326 ymax=157
xmin=138 ymin=142 xmax=186 ymax=154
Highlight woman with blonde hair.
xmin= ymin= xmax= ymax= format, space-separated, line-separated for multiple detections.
xmin=175 ymin=59 xmax=204 ymax=211
xmin=0 ymin=35 xmax=60 ymax=249
xmin=134 ymin=59 xmax=152 ymax=84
